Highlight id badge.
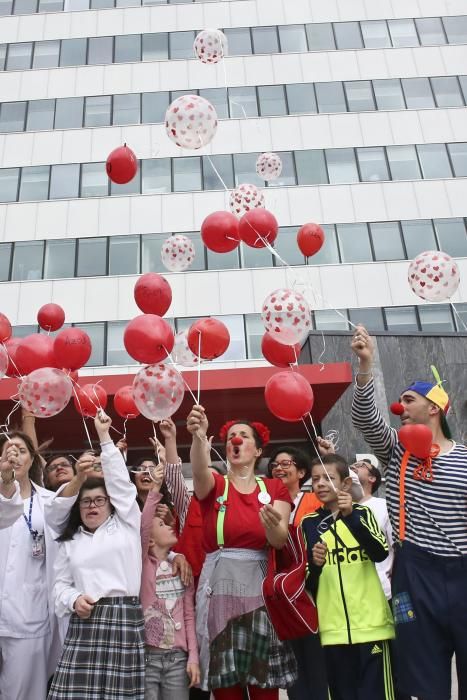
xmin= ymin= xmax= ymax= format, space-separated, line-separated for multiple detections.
xmin=32 ymin=534 xmax=45 ymax=558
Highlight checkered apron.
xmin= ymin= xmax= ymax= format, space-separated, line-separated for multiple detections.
xmin=47 ymin=596 xmax=145 ymax=700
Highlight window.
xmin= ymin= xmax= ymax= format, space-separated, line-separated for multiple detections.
xmin=0 ymin=0 xmax=13 ymax=14
xmin=228 ymin=87 xmax=258 ymax=118
xmin=434 ymin=218 xmax=467 ymax=257
xmin=169 ymin=31 xmax=195 ymax=59
xmin=442 ymin=16 xmax=467 ymax=44
xmin=361 ymin=20 xmax=391 ymax=48
xmin=223 ymin=28 xmax=252 ymax=55
xmin=79 ymin=323 xmax=105 ymax=366
xmin=0 ymin=101 xmax=26 ymax=132
xmin=26 ymin=99 xmax=55 ymax=131
xmin=373 ymin=79 xmax=405 ymax=110
xmin=141 ymin=233 xmax=165 ymax=273
xmin=387 ymin=145 xmax=421 ymax=180
xmin=142 ymin=33 xmax=168 ymax=61
xmin=141 ymin=158 xmax=171 ymax=194
xmin=286 ymin=83 xmax=317 ymax=114
xmin=418 ymin=305 xmax=454 ymax=332
xmin=295 ymin=149 xmax=328 ymax=185
xmin=88 ymin=37 xmax=113 ymax=65
xmin=348 ymin=307 xmax=385 ymax=331
xmin=308 ymin=224 xmax=339 ymax=265
xmin=49 ymin=163 xmax=80 ymax=199
xmin=388 ymin=19 xmax=418 ymax=47
xmin=85 ymin=96 xmax=111 ymax=127
xmin=107 ymin=321 xmax=132 ymax=365
xmin=212 ymin=316 xmax=245 ymax=362
xmin=11 ymin=241 xmax=43 ymax=280
xmin=278 ymin=24 xmax=307 ymax=52
xmin=240 ymin=242 xmax=272 ymax=269
xmin=326 ymin=148 xmax=359 ymax=184
xmin=415 ymin=17 xmax=446 ymax=45
xmin=402 ymin=78 xmax=435 ymax=109
xmin=385 ymin=307 xmax=418 ymax=332
xmin=38 ymin=0 xmax=62 ymax=10
xmin=233 ymin=153 xmax=262 ymax=187
xmin=356 ymin=147 xmax=389 ymax=182
xmin=199 ymin=88 xmax=228 ymax=120
xmin=114 ymin=34 xmax=141 ymax=63
xmin=109 ymin=235 xmax=140 ymax=275
xmin=142 ymin=91 xmax=169 ymax=123
xmin=173 ymin=157 xmax=201 ymax=192
xmin=447 ymin=143 xmax=467 ymax=176
xmin=305 ymin=23 xmax=335 ymax=50
xmin=333 ymin=22 xmax=363 ymax=49
xmin=370 ymin=222 xmax=405 ymax=261
xmin=0 ymin=168 xmax=19 ymax=202
xmin=267 ymin=152 xmax=296 ymax=188
xmin=202 ymin=154 xmax=234 ymax=191
xmin=80 ymin=163 xmax=109 ymax=198
xmin=315 ymin=82 xmax=346 ymax=113
xmin=113 ymin=93 xmax=140 ymax=125
xmin=314 ymin=309 xmax=349 ymax=331
xmin=44 ymin=239 xmax=76 ymax=279
xmin=207 ymin=244 xmax=239 ymax=271
xmin=65 ymin=0 xmax=89 ymax=8
xmin=19 ymin=165 xmax=50 ymax=200
xmin=77 ymin=238 xmax=107 ymax=277
xmin=417 ymin=144 xmax=452 ymax=179
xmin=0 ymin=243 xmax=11 ymax=281
xmin=431 ymin=77 xmax=464 ymax=107
xmin=461 ymin=77 xmax=467 ymax=104
xmin=337 ymin=223 xmax=372 ymax=263
xmin=12 ymin=0 xmax=36 ymax=13
xmin=258 ymin=85 xmax=287 ymax=116
xmin=55 ymin=97 xmax=84 ymax=129
xmin=245 ymin=314 xmax=263 ymax=359
xmin=274 ymin=226 xmax=305 ymax=266
xmin=110 ymin=171 xmax=140 ymax=196
xmin=60 ymin=38 xmax=86 ymax=66
xmin=6 ymin=42 xmax=33 ymax=70
xmin=345 ymin=81 xmax=375 ymax=112
xmin=251 ymin=26 xmax=279 ymax=54
xmin=32 ymin=40 xmax=60 ymax=69
xmin=401 ymin=220 xmax=437 ymax=259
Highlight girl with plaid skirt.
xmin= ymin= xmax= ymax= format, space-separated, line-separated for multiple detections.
xmin=47 ymin=411 xmax=145 ymax=700
xmin=187 ymin=407 xmax=298 ymax=700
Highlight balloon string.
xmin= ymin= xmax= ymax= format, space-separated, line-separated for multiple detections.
xmin=196 ymin=330 xmax=202 ymax=405
xmin=317 ymin=331 xmax=326 ymax=372
xmin=70 ymin=383 xmax=93 ymax=450
xmin=153 ymin=422 xmax=160 ymax=465
xmin=122 ymin=417 xmax=128 ymax=441
xmin=206 ymin=154 xmax=230 ymax=192
xmin=303 ymin=411 xmax=338 ymax=493
xmin=0 ymin=400 xmax=21 ymax=442
xmin=164 ymin=349 xmax=199 ymax=407
xmin=2 ymin=342 xmax=23 ymax=379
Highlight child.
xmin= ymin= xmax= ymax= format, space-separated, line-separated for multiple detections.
xmin=301 ymin=455 xmax=395 ymax=700
xmin=141 ymin=458 xmax=200 ymax=700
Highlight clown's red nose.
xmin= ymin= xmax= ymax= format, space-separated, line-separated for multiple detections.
xmin=390 ymin=402 xmax=404 ymax=416
xmin=230 ymin=436 xmax=243 ymax=446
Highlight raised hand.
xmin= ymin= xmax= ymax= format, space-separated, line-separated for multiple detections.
xmin=316 ymin=436 xmax=335 ymax=456
xmin=158 ymin=418 xmax=176 ymax=442
xmin=186 ymin=405 xmax=208 ymax=439
xmin=337 ymin=490 xmax=353 ymax=517
xmin=351 ymin=325 xmax=374 ymax=366
xmin=94 ymin=409 xmax=112 ymax=442
xmin=149 ymin=463 xmax=165 ymax=489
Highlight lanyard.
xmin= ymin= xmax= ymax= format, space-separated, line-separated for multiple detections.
xmin=216 ymin=475 xmax=267 ymax=548
xmin=23 ymin=486 xmax=39 ymax=540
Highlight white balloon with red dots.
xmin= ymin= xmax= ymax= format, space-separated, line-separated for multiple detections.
xmin=165 ymin=95 xmax=218 ymax=150
xmin=161 ymin=234 xmax=195 ymax=273
xmin=256 ymin=152 xmax=283 ymax=182
xmin=19 ymin=368 xmax=73 ymax=418
xmin=172 ymin=330 xmax=201 ymax=368
xmin=193 ymin=29 xmax=228 ymax=64
xmin=133 ymin=364 xmax=185 ymax=422
xmin=229 ymin=183 xmax=265 ymax=219
xmin=408 ymin=250 xmax=460 ymax=302
xmin=261 ymin=289 xmax=312 ymax=346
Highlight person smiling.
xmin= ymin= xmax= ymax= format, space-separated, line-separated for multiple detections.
xmin=43 ymin=455 xmax=76 ymax=492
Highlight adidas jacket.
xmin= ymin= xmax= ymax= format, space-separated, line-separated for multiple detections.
xmin=301 ymin=504 xmax=394 ymax=646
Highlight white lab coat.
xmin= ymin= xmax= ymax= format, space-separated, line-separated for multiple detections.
xmin=0 ymin=482 xmax=23 ymax=530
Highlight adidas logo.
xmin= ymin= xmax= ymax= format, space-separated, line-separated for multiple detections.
xmin=371 ymin=644 xmax=382 ymax=655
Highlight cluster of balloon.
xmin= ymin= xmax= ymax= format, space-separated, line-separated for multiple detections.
xmin=256 ymin=152 xmax=283 ymax=182
xmin=239 ymin=209 xmax=278 ymax=249
xmin=399 ymin=424 xmax=433 ymax=460
xmin=261 ymin=333 xmax=301 ymax=368
xmin=19 ymin=368 xmax=73 ymax=418
xmin=172 ymin=329 xmax=200 ymax=367
xmin=201 ymin=211 xmax=240 ymax=253
xmin=193 ymin=29 xmax=228 ymax=64
xmin=113 ymin=385 xmax=140 ymax=419
xmin=106 ymin=144 xmax=138 ymax=184
xmin=262 ymin=288 xmax=312 ymax=346
xmin=408 ymin=250 xmax=460 ymax=302
xmin=161 ymin=234 xmax=195 ymax=272
xmin=297 ymin=223 xmax=325 ymax=258
xmin=229 ymin=184 xmax=265 ymax=219
xmin=16 ymin=334 xmax=57 ymax=376
xmin=165 ymin=95 xmax=218 ymax=150
xmin=4 ymin=337 xmax=22 ymax=377
xmin=265 ymin=371 xmax=314 ymax=422
xmin=37 ymin=303 xmax=65 ymax=332
xmin=187 ymin=318 xmax=230 ymax=360
xmin=134 ymin=273 xmax=172 ymax=316
xmin=54 ymin=328 xmax=92 ymax=371
xmin=133 ymin=363 xmax=185 ymax=421
xmin=74 ymin=383 xmax=108 ymax=418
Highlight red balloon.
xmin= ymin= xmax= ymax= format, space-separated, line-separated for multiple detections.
xmin=54 ymin=328 xmax=92 ymax=371
xmin=124 ymin=314 xmax=174 ymax=364
xmin=239 ymin=209 xmax=278 ymax=249
xmin=0 ymin=313 xmax=12 ymax=343
xmin=37 ymin=303 xmax=65 ymax=332
xmin=201 ymin=211 xmax=240 ymax=253
xmin=114 ymin=385 xmax=140 ymax=419
xmin=390 ymin=402 xmax=404 ymax=416
xmin=187 ymin=318 xmax=230 ymax=360
xmin=4 ymin=337 xmax=23 ymax=377
xmin=106 ymin=144 xmax=138 ymax=184
xmin=73 ymin=383 xmax=108 ymax=418
xmin=16 ymin=334 xmax=57 ymax=375
xmin=297 ymin=223 xmax=325 ymax=257
xmin=261 ymin=333 xmax=301 ymax=368
xmin=398 ymin=424 xmax=433 ymax=459
xmin=265 ymin=371 xmax=314 ymax=422
xmin=134 ymin=273 xmax=172 ymax=316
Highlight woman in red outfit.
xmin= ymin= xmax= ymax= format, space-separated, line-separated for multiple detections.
xmin=187 ymin=405 xmax=298 ymax=700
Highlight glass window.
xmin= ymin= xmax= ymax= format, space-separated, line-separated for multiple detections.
xmin=443 ymin=15 xmax=467 ymax=44
xmin=417 ymin=144 xmax=452 ymax=179
xmin=11 ymin=324 xmax=38 ymax=338
xmin=373 ymin=79 xmax=405 ymax=110
xmin=388 ymin=19 xmax=418 ymax=47
xmin=349 ymin=307 xmax=385 ymax=331
xmin=81 ymin=162 xmax=108 ymax=198
xmin=107 ymin=321 xmax=133 ymax=365
xmin=142 ymin=232 xmax=204 ymax=273
xmin=113 ymin=93 xmax=140 ymax=125
xmin=211 ymin=315 xmax=245 ymax=362
xmin=286 ymin=83 xmax=317 ymax=114
xmin=19 ymin=165 xmax=49 ymax=201
xmin=228 ymin=86 xmax=258 ymax=118
xmin=402 ymin=78 xmax=435 ymax=109
xmin=173 ymin=157 xmax=201 ymax=192
xmin=385 ymin=306 xmax=419 ymax=332
xmin=32 ymin=40 xmax=60 ymax=69
xmin=50 ymin=163 xmax=80 ymax=200
xmin=114 ymin=34 xmax=141 ymax=63
xmin=199 ymin=88 xmax=228 ymax=120
xmin=207 ymin=245 xmax=239 ymax=271
xmin=419 ymin=305 xmax=454 ymax=332
xmin=0 ymin=242 xmax=11 ymax=281
xmin=38 ymin=0 xmax=63 ymax=11
xmin=88 ymin=37 xmax=113 ymax=65
xmin=0 ymin=101 xmax=26 ymax=132
xmin=315 ymin=81 xmax=346 ymax=113
xmin=315 ymin=309 xmax=349 ymax=331
xmin=356 ymin=147 xmax=389 ymax=182
xmin=60 ymin=38 xmax=87 ymax=67
xmin=344 ymin=81 xmax=375 ymax=112
xmin=370 ymin=221 xmax=405 ymax=261
xmin=431 ymin=77 xmax=464 ymax=107
xmin=337 ymin=223 xmax=372 ymax=263
xmin=169 ymin=31 xmax=195 ymax=59
xmin=0 ymin=168 xmax=19 ymax=202
xmin=223 ymin=28 xmax=252 ymax=55
xmin=447 ymin=143 xmax=467 ymax=176
xmin=241 ymin=243 xmax=273 ymax=269
xmin=278 ymin=24 xmax=307 ymax=52
xmin=110 ymin=171 xmax=140 ymax=196
xmin=1 ymin=45 xmax=6 ymax=71
xmin=77 ymin=238 xmax=107 ymax=277
xmin=79 ymin=323 xmax=105 ymax=366
xmin=6 ymin=42 xmax=33 ymax=70
xmin=142 ymin=91 xmax=169 ymax=123
xmin=434 ymin=218 xmax=467 ymax=257
xmin=0 ymin=0 xmax=13 ymax=15
xmin=109 ymin=235 xmax=140 ymax=275
xmin=415 ymin=17 xmax=446 ymax=46
xmin=26 ymin=99 xmax=55 ymax=131
xmin=55 ymin=97 xmax=84 ymax=129
xmin=245 ymin=314 xmax=263 ymax=359
xmin=326 ymin=148 xmax=359 ymax=184
xmin=142 ymin=158 xmax=171 ymax=194
xmin=233 ymin=153 xmax=262 ymax=187
xmin=274 ymin=226 xmax=305 ymax=266
xmin=202 ymin=154 xmax=234 ymax=191
xmin=44 ymin=239 xmax=76 ymax=279
xmin=460 ymin=76 xmax=467 ymax=103
xmin=85 ymin=96 xmax=111 ymax=127
xmin=401 ymin=220 xmax=437 ymax=259
xmin=295 ymin=149 xmax=328 ymax=185
xmin=305 ymin=22 xmax=335 ymax=50
xmin=257 ymin=85 xmax=287 ymax=116
xmin=251 ymin=26 xmax=279 ymax=54
xmin=361 ymin=20 xmax=391 ymax=48
xmin=12 ymin=0 xmax=36 ymax=13
xmin=334 ymin=22 xmax=363 ymax=49
xmin=65 ymin=0 xmax=89 ymax=8
xmin=387 ymin=145 xmax=421 ymax=180
xmin=266 ymin=152 xmax=296 ymax=188
xmin=308 ymin=224 xmax=339 ymax=265
xmin=142 ymin=33 xmax=168 ymax=61
xmin=11 ymin=240 xmax=43 ymax=280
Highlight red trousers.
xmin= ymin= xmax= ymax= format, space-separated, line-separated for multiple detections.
xmin=213 ymin=687 xmax=279 ymax=700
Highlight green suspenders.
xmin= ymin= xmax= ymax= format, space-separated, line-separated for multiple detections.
xmin=216 ymin=475 xmax=268 ymax=548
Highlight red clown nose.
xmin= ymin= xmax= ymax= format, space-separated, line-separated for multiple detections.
xmin=230 ymin=436 xmax=244 ymax=446
xmin=390 ymin=402 xmax=404 ymax=416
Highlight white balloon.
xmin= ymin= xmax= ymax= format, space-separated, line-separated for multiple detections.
xmin=261 ymin=289 xmax=312 ymax=346
xmin=194 ymin=29 xmax=228 ymax=64
xmin=408 ymin=250 xmax=460 ymax=302
xmin=229 ymin=183 xmax=265 ymax=219
xmin=161 ymin=234 xmax=195 ymax=273
xmin=172 ymin=330 xmax=200 ymax=368
xmin=0 ymin=344 xmax=7 ymax=380
xmin=133 ymin=363 xmax=185 ymax=422
xmin=256 ymin=152 xmax=283 ymax=182
xmin=165 ymin=95 xmax=218 ymax=150
xmin=19 ymin=368 xmax=73 ymax=418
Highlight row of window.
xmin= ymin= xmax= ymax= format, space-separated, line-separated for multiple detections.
xmin=1 ymin=143 xmax=467 ymax=204
xmin=11 ymin=303 xmax=467 ymax=368
xmin=0 ymin=0 xmax=229 ymax=16
xmin=1 ymin=16 xmax=466 ymax=72
xmin=2 ymin=74 xmax=467 ymax=134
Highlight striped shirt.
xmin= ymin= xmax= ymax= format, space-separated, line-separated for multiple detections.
xmin=351 ymin=378 xmax=467 ymax=557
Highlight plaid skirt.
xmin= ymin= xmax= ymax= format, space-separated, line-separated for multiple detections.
xmin=47 ymin=596 xmax=145 ymax=700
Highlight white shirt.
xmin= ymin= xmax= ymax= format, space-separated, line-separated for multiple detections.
xmin=53 ymin=442 xmax=142 ymax=616
xmin=0 ymin=482 xmax=23 ymax=530
xmin=362 ymin=495 xmax=394 ymax=600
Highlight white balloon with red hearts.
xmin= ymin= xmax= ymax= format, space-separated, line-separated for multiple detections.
xmin=165 ymin=95 xmax=218 ymax=150
xmin=132 ymin=363 xmax=185 ymax=422
xmin=256 ymin=152 xmax=283 ymax=182
xmin=229 ymin=184 xmax=265 ymax=219
xmin=161 ymin=234 xmax=195 ymax=272
xmin=19 ymin=367 xmax=73 ymax=418
xmin=408 ymin=250 xmax=460 ymax=302
xmin=172 ymin=329 xmax=201 ymax=368
xmin=193 ymin=29 xmax=228 ymax=64
xmin=261 ymin=289 xmax=312 ymax=346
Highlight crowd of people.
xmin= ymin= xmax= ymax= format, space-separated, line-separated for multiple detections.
xmin=0 ymin=325 xmax=465 ymax=700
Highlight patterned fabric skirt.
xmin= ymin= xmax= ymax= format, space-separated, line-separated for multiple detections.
xmin=47 ymin=596 xmax=145 ymax=700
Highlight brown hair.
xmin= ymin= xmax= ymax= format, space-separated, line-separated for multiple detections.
xmin=0 ymin=430 xmax=43 ymax=486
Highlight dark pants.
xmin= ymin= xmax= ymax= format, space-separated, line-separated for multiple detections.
xmin=325 ymin=641 xmax=394 ymax=700
xmin=189 ymin=689 xmax=210 ymax=700
xmin=287 ymin=633 xmax=328 ymax=700
xmin=392 ymin=541 xmax=467 ymax=700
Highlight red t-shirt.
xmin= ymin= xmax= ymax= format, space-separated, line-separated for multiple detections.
xmin=200 ymin=472 xmax=292 ymax=553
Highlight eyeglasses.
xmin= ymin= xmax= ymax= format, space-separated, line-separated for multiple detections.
xmin=45 ymin=461 xmax=72 ymax=474
xmin=79 ymin=496 xmax=109 ymax=509
xmin=351 ymin=462 xmax=372 ymax=472
xmin=130 ymin=466 xmax=154 ymax=473
xmin=91 ymin=463 xmax=103 ymax=472
xmin=269 ymin=460 xmax=296 ymax=469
